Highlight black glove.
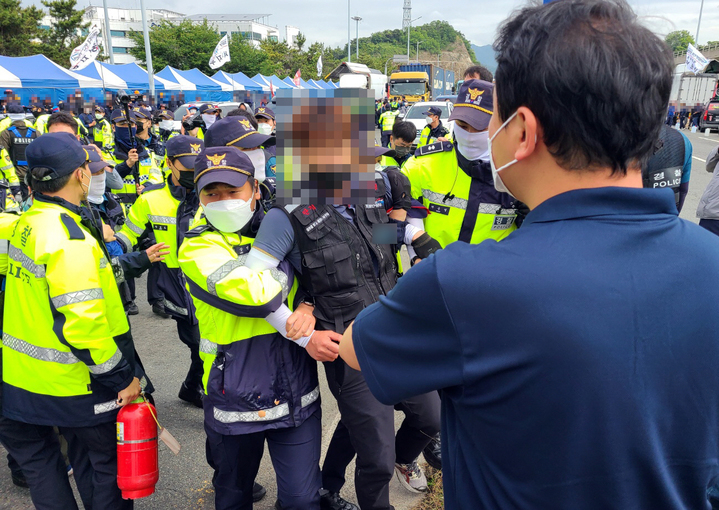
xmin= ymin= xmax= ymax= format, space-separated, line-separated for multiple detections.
xmin=411 ymin=232 xmax=442 ymax=259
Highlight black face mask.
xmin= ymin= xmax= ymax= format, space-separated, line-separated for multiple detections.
xmin=393 ymin=146 xmax=411 ymax=158
xmin=178 ymin=170 xmax=195 ymax=189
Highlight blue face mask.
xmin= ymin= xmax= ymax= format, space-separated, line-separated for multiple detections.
xmin=114 ymin=126 xmax=137 ymax=152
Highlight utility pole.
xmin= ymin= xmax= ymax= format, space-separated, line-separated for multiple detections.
xmin=407 ymin=16 xmax=421 ymax=62
xmin=102 ymin=0 xmax=114 ymax=64
xmin=140 ymin=0 xmax=154 ymax=99
xmin=352 ymin=16 xmax=362 ymax=61
xmin=695 ymin=0 xmax=705 ymax=46
xmin=347 ymin=0 xmax=351 ymax=62
xmin=416 ymin=41 xmax=421 ymax=62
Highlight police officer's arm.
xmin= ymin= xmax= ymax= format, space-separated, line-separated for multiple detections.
xmin=178 ymin=235 xmax=289 ymax=318
xmin=115 ymin=195 xmax=151 ymax=251
xmin=45 ymin=239 xmax=134 ymax=393
xmin=0 ymin=130 xmax=20 ymax=189
xmin=677 ymin=134 xmax=692 ymax=213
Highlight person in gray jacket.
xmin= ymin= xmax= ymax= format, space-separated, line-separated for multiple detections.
xmin=696 ymin=146 xmax=719 ymax=236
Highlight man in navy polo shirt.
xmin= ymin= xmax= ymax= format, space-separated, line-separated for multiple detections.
xmin=340 ymin=1 xmax=719 ymax=509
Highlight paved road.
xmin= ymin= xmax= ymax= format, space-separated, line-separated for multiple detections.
xmin=0 ymin=127 xmax=716 ymax=509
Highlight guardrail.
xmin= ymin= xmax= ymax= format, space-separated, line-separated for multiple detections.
xmin=674 ymin=42 xmax=719 ymax=59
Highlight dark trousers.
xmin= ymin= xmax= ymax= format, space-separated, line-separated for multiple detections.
xmin=61 ymin=421 xmax=133 ymax=510
xmin=322 ymin=359 xmax=395 ymax=510
xmin=146 ymin=264 xmax=164 ymax=305
xmin=394 ymin=391 xmax=441 ymax=464
xmin=380 ymin=133 xmax=392 ymax=148
xmin=0 ymin=416 xmax=77 ymax=510
xmin=127 ymin=277 xmax=136 ymax=301
xmin=175 ymin=318 xmax=204 ymax=391
xmin=205 ymin=410 xmax=322 ymax=510
xmin=700 ymin=218 xmax=719 ymax=237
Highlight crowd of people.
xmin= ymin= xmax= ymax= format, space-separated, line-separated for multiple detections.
xmin=0 ymin=0 xmax=718 ymax=510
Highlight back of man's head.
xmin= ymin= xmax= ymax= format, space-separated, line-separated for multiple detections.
xmin=463 ymin=65 xmax=493 ymax=82
xmin=494 ymin=0 xmax=672 ymax=174
xmin=392 ymin=121 xmax=417 ymax=146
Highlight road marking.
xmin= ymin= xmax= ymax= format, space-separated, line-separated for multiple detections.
xmin=693 ymin=156 xmax=706 ymax=162
xmin=700 ymin=137 xmax=717 ymax=142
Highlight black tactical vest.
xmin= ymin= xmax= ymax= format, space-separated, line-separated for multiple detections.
xmin=643 ymin=124 xmax=685 ymax=205
xmin=288 ymin=203 xmax=398 ymax=334
xmin=8 ymin=125 xmax=36 ymax=175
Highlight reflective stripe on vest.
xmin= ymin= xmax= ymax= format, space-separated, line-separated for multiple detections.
xmin=207 ymin=255 xmax=248 ymax=296
xmin=213 ymin=386 xmax=320 ymax=423
xmin=421 ymin=188 xmax=517 ymax=215
xmin=51 ymin=288 xmax=103 ymax=308
xmin=2 ymin=332 xmax=122 ymax=375
xmin=148 ymin=215 xmax=176 ymax=225
xmin=163 ymin=298 xmax=188 ymax=316
xmin=8 ymin=245 xmax=45 ymax=278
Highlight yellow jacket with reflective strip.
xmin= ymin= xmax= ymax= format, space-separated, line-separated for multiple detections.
xmin=178 ymin=219 xmax=295 ymax=392
xmin=2 ymin=196 xmax=133 ymax=426
xmin=401 ymin=145 xmax=518 ymax=248
xmin=93 ymin=118 xmax=113 ymax=149
xmin=111 ymin=150 xmax=164 ymax=201
xmin=0 ymin=211 xmax=19 ymax=275
xmin=34 ymin=114 xmax=50 ymax=135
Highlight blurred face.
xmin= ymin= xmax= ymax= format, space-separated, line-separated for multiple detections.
xmin=199 ymin=181 xmax=259 ymax=208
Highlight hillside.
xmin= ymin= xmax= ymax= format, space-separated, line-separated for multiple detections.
xmin=471 ymin=44 xmax=497 ymax=73
xmin=324 ymin=20 xmax=478 ymax=78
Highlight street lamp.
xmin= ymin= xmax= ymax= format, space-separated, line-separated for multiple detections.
xmin=695 ymin=0 xmax=705 ymax=45
xmin=352 ymin=16 xmax=362 ymax=61
xmin=347 ymin=0 xmax=351 ymax=62
xmin=407 ymin=16 xmax=422 ymax=62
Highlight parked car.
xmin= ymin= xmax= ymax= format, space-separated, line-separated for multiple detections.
xmin=700 ymin=98 xmax=719 ymax=132
xmin=434 ymin=95 xmax=458 ymax=104
xmin=398 ymin=101 xmax=455 ymax=145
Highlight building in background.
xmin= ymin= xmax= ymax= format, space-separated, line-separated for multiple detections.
xmin=184 ymin=14 xmax=280 ymax=49
xmin=285 ymin=25 xmax=300 ymax=49
xmin=81 ymin=6 xmax=185 ymax=64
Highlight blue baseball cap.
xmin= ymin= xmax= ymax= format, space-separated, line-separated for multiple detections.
xmin=83 ymin=145 xmax=114 ymax=174
xmin=254 ymin=106 xmax=275 ymax=121
xmin=422 ymin=107 xmax=442 ymax=117
xmin=166 ymin=135 xmax=204 ymax=170
xmin=194 ymin=146 xmax=255 ymax=192
xmin=27 ymin=133 xmax=88 ymax=180
xmin=449 ymin=79 xmax=494 ymax=131
xmin=132 ymin=106 xmax=152 ymax=121
xmin=204 ymin=116 xmax=274 ymax=149
xmin=110 ymin=108 xmax=136 ymax=123
xmin=7 ymin=104 xmax=23 ymax=114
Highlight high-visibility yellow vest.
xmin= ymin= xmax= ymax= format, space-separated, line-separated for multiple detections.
xmin=401 ymin=142 xmax=518 ymax=248
xmin=3 ymin=195 xmax=132 ymax=427
xmin=111 ymin=150 xmax=164 ymax=204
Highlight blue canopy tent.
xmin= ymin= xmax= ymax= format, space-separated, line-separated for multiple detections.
xmin=0 ymin=54 xmax=104 ymax=104
xmin=156 ymin=66 xmax=232 ymax=102
xmin=212 ymin=70 xmax=269 ymax=106
xmin=300 ymin=78 xmax=320 ymax=89
xmin=270 ymin=75 xmax=296 ymax=89
xmin=310 ymin=79 xmax=332 ymax=89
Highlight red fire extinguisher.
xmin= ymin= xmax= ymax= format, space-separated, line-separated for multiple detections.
xmin=117 ymin=398 xmax=159 ymax=499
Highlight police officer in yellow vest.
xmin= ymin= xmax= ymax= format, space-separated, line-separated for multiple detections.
xmin=115 ymin=135 xmax=207 ymax=408
xmin=378 ymin=106 xmax=399 ymax=148
xmin=417 ymin=106 xmax=449 ymax=148
xmin=178 ymin=146 xmax=321 ymax=509
xmin=2 ymin=132 xmax=140 ymax=509
xmin=93 ymin=106 xmax=113 ymax=152
xmin=110 ymin=108 xmax=163 ymax=207
xmin=401 ymin=79 xmax=520 ymax=250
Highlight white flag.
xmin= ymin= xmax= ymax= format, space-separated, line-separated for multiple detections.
xmin=317 ymin=54 xmax=323 ymax=77
xmin=69 ymin=24 xmax=102 ymax=71
xmin=686 ymin=43 xmax=709 ymax=74
xmin=209 ymin=35 xmax=231 ymax=70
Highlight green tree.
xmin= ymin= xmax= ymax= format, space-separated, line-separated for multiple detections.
xmin=665 ymin=30 xmax=695 ymax=53
xmin=0 ymin=0 xmax=43 ymax=56
xmin=224 ymin=37 xmax=267 ymax=77
xmin=295 ymin=32 xmax=306 ymax=52
xmin=39 ymin=0 xmax=88 ymax=66
xmin=128 ymin=19 xmax=219 ymax=74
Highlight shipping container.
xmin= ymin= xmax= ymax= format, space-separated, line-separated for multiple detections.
xmin=444 ymin=71 xmax=455 ymax=94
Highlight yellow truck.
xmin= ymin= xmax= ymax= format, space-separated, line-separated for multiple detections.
xmin=388 ymin=71 xmax=430 ymax=103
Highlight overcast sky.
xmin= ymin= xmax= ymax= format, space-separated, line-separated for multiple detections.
xmin=83 ymin=0 xmax=718 ymax=48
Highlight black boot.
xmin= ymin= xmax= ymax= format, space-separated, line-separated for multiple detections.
xmin=178 ymin=382 xmax=203 ymax=408
xmin=422 ymin=433 xmax=442 ymax=470
xmin=126 ymin=301 xmax=139 ymax=316
xmin=253 ymin=482 xmax=267 ymax=502
xmin=152 ymin=301 xmax=170 ymax=318
xmin=320 ymin=490 xmax=359 ymax=510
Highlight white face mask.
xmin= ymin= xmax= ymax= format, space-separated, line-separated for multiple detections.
xmin=375 ymin=162 xmax=384 ymax=172
xmin=257 ymin=123 xmax=273 ymax=136
xmin=95 ymin=113 xmax=104 ymax=120
xmin=202 ymin=114 xmax=216 ymax=127
xmin=453 ymin=123 xmax=490 ymax=161
xmin=425 ymin=116 xmax=433 ymax=125
xmin=160 ymin=119 xmax=174 ymax=131
xmin=488 ymin=111 xmax=520 ymax=198
xmin=243 ymin=149 xmax=266 ymax=181
xmin=202 ymin=198 xmax=254 ymax=233
xmin=87 ymin=171 xmax=106 ymax=204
